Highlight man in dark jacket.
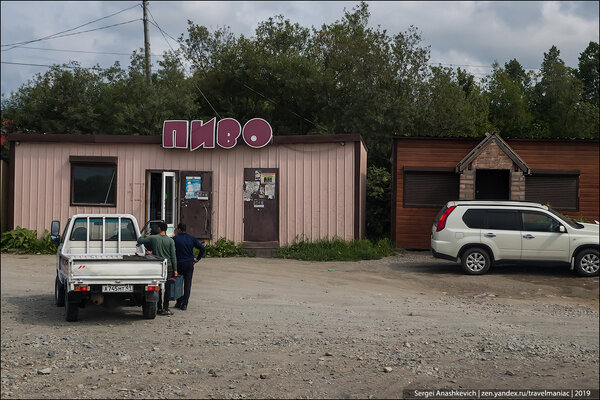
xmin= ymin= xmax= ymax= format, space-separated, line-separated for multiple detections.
xmin=172 ymin=223 xmax=206 ymax=311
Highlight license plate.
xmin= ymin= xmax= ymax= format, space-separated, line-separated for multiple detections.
xmin=102 ymin=284 xmax=133 ymax=293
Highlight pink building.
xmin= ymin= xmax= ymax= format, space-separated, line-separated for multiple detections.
xmin=6 ymin=133 xmax=367 ymax=253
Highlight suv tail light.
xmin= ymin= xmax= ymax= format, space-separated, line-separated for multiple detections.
xmin=436 ymin=206 xmax=456 ymax=232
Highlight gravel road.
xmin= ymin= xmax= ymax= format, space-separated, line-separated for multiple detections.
xmin=1 ymin=252 xmax=598 ymax=399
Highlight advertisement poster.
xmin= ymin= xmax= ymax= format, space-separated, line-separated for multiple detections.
xmin=185 ymin=176 xmax=202 ymax=199
xmin=244 ymin=181 xmax=260 ymax=201
xmin=261 ymin=173 xmax=275 ymax=184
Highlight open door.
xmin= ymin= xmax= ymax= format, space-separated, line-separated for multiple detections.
xmin=179 ymin=171 xmax=212 ymax=239
xmin=243 ymin=168 xmax=278 ymax=242
xmin=146 ymin=171 xmax=177 ymax=236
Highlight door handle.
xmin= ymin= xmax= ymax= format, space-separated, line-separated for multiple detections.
xmin=484 ymin=233 xmax=496 ymax=238
xmin=523 ymin=234 xmax=535 ymax=239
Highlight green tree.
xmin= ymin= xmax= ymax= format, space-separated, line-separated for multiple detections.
xmin=531 ymin=45 xmax=595 ymax=137
xmin=487 ymin=61 xmax=533 ymax=137
xmin=415 ymin=65 xmax=490 ymax=137
xmin=577 ymin=41 xmax=599 ymax=107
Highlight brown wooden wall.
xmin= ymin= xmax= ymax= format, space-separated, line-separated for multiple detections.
xmin=392 ymin=138 xmax=600 ymax=249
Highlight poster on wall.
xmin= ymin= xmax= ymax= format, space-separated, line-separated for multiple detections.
xmin=244 ymin=181 xmax=260 ymax=201
xmin=261 ymin=172 xmax=275 ymax=184
xmin=185 ymin=176 xmax=202 ymax=199
xmin=265 ymin=184 xmax=275 ymax=199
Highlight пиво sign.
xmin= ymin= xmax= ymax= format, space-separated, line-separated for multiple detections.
xmin=162 ymin=118 xmax=272 ymax=150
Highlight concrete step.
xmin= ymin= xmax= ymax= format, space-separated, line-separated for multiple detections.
xmin=243 ymin=241 xmax=279 ymax=258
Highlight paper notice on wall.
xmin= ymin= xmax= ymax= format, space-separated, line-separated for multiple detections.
xmin=185 ymin=177 xmax=202 ymax=199
xmin=244 ymin=181 xmax=260 ymax=201
xmin=261 ymin=172 xmax=275 ymax=184
xmin=255 ymin=170 xmax=261 ymax=180
xmin=265 ymin=184 xmax=275 ymax=199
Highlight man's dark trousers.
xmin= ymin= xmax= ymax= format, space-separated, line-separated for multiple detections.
xmin=176 ymin=261 xmax=194 ymax=307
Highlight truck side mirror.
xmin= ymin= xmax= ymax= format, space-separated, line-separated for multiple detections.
xmin=50 ymin=220 xmax=60 ymax=245
xmin=559 ymin=225 xmax=566 ymax=233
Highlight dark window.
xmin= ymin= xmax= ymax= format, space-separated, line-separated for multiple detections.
xmin=525 ymin=174 xmax=578 ymax=211
xmin=70 ymin=218 xmax=88 ymax=241
xmin=70 ymin=156 xmax=117 ymax=206
xmin=462 ymin=209 xmax=485 ymax=228
xmin=105 ymin=218 xmax=136 ymax=241
xmin=70 ymin=217 xmax=135 ymax=241
xmin=404 ymin=169 xmax=459 ymax=208
xmin=485 ymin=211 xmax=521 ymax=231
xmin=521 ymin=212 xmax=562 ymax=232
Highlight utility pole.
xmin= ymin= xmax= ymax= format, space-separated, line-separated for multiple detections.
xmin=142 ymin=0 xmax=151 ymax=85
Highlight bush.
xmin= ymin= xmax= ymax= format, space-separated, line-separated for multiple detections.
xmin=198 ymin=237 xmax=251 ymax=258
xmin=1 ymin=227 xmax=57 ymax=254
xmin=366 ymin=165 xmax=392 ymax=240
xmin=275 ymin=237 xmax=396 ymax=261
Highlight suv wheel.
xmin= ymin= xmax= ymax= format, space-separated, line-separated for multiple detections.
xmin=461 ymin=247 xmax=491 ymax=275
xmin=575 ymin=249 xmax=599 ymax=277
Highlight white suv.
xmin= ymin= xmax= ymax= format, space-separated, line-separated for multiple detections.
xmin=431 ymin=201 xmax=599 ymax=276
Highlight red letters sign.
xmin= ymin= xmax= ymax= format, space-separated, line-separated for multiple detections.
xmin=163 ymin=118 xmax=272 ymax=150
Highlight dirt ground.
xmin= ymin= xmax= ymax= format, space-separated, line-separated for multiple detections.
xmin=1 ymin=252 xmax=598 ymax=399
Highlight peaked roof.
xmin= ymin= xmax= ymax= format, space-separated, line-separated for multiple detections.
xmin=455 ymin=132 xmax=530 ymax=174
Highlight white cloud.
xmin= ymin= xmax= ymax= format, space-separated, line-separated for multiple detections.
xmin=1 ymin=1 xmax=598 ymax=96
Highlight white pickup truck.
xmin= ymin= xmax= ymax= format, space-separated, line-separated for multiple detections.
xmin=51 ymin=214 xmax=167 ymax=321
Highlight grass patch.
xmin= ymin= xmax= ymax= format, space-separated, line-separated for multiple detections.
xmin=275 ymin=237 xmax=396 ymax=261
xmin=194 ymin=237 xmax=253 ymax=258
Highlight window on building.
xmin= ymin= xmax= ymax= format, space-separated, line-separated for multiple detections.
xmin=403 ymin=168 xmax=459 ymax=208
xmin=70 ymin=156 xmax=117 ymax=206
xmin=525 ymin=172 xmax=579 ymax=211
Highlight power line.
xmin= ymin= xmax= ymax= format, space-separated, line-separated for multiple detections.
xmin=148 ymin=9 xmax=326 ymax=131
xmin=146 ymin=9 xmax=222 ymax=119
xmin=1 ymin=61 xmax=108 ymax=71
xmin=3 ymin=45 xmax=163 ymax=57
xmin=1 ymin=19 xmax=142 ymax=53
xmin=1 ymin=3 xmax=141 ymax=51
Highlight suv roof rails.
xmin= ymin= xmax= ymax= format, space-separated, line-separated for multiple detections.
xmin=448 ymin=200 xmax=547 ymax=209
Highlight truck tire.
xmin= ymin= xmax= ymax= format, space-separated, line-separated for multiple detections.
xmin=142 ymin=301 xmax=157 ymax=319
xmin=55 ymin=276 xmax=65 ymax=307
xmin=461 ymin=247 xmax=491 ymax=275
xmin=575 ymin=249 xmax=599 ymax=277
xmin=65 ymin=286 xmax=79 ymax=322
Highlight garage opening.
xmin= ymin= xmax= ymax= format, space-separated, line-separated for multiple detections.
xmin=475 ymin=169 xmax=510 ymax=200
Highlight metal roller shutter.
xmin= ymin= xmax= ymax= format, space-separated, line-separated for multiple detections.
xmin=525 ymin=175 xmax=579 ymax=211
xmin=404 ymin=171 xmax=459 ymax=208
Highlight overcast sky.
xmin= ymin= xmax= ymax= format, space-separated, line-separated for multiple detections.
xmin=1 ymin=1 xmax=598 ymax=97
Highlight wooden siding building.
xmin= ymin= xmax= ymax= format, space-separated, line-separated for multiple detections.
xmin=392 ymin=134 xmax=600 ymax=249
xmin=7 ymin=133 xmax=367 ymax=252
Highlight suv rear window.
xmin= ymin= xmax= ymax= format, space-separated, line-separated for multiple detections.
xmin=462 ymin=209 xmax=485 ymax=228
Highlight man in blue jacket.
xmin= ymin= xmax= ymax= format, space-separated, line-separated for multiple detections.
xmin=172 ymin=223 xmax=206 ymax=311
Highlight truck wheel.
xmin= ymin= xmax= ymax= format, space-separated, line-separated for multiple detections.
xmin=55 ymin=276 xmax=65 ymax=307
xmin=142 ymin=301 xmax=157 ymax=319
xmin=575 ymin=249 xmax=599 ymax=277
xmin=461 ymin=247 xmax=491 ymax=275
xmin=65 ymin=286 xmax=79 ymax=322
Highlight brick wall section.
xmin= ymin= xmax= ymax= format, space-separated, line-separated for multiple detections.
xmin=510 ymin=170 xmax=525 ymax=200
xmin=459 ymin=170 xmax=475 ymax=199
xmin=471 ymin=141 xmax=514 ymax=169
